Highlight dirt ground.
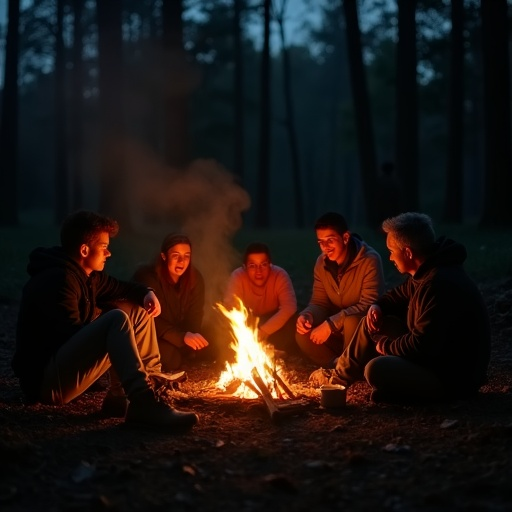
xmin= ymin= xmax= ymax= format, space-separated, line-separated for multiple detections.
xmin=1 ymin=278 xmax=512 ymax=512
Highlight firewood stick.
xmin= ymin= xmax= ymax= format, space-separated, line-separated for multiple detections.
xmin=264 ymin=363 xmax=296 ymax=399
xmin=243 ymin=379 xmax=261 ymax=398
xmin=251 ymin=367 xmax=282 ymax=421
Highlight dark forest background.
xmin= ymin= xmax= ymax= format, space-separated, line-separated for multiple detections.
xmin=0 ymin=0 xmax=511 ymax=232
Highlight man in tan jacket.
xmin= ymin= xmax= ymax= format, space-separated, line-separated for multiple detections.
xmin=296 ymin=212 xmax=385 ymax=367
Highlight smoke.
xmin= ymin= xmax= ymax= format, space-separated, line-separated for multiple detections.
xmin=122 ymin=140 xmax=251 ymax=321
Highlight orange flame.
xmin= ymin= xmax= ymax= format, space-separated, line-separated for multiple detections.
xmin=216 ymin=297 xmax=279 ymax=398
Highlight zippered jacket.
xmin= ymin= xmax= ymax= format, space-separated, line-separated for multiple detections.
xmin=300 ymin=236 xmax=385 ymax=331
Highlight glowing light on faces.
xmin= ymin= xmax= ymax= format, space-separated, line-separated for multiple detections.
xmin=316 ymin=228 xmax=347 ymax=265
xmin=164 ymin=243 xmax=191 ymax=282
xmin=82 ymin=232 xmax=111 ymax=275
xmin=317 ymin=237 xmax=338 ymax=249
xmin=244 ymin=253 xmax=271 ymax=287
xmin=246 ymin=262 xmax=269 ymax=271
xmin=386 ymin=233 xmax=411 ymax=275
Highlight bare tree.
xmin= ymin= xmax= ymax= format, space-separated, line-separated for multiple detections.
xmin=0 ymin=0 xmax=20 ymax=226
xmin=342 ymin=0 xmax=378 ymax=227
xmin=443 ymin=0 xmax=464 ymax=223
xmin=395 ymin=0 xmax=419 ymax=212
xmin=273 ymin=0 xmax=304 ymax=228
xmin=480 ymin=0 xmax=512 ymax=226
xmin=54 ymin=0 xmax=69 ymax=223
xmin=162 ymin=0 xmax=190 ymax=169
xmin=255 ymin=0 xmax=271 ymax=227
xmin=70 ymin=0 xmax=85 ymax=211
xmin=96 ymin=0 xmax=128 ymax=226
xmin=233 ymin=0 xmax=246 ymax=182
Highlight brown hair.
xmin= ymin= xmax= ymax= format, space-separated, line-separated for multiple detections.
xmin=243 ymin=242 xmax=271 ymax=264
xmin=60 ymin=210 xmax=119 ymax=254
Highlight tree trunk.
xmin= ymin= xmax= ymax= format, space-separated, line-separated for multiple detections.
xmin=275 ymin=0 xmax=305 ymax=228
xmin=96 ymin=0 xmax=129 ymax=226
xmin=342 ymin=0 xmax=378 ymax=227
xmin=480 ymin=0 xmax=512 ymax=226
xmin=443 ymin=0 xmax=464 ymax=223
xmin=71 ymin=0 xmax=85 ymax=211
xmin=162 ymin=0 xmax=190 ymax=169
xmin=233 ymin=0 xmax=245 ymax=182
xmin=255 ymin=0 xmax=271 ymax=227
xmin=0 ymin=0 xmax=20 ymax=226
xmin=54 ymin=0 xmax=69 ymax=224
xmin=395 ymin=0 xmax=419 ymax=213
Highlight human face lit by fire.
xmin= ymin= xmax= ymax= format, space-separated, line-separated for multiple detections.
xmin=386 ymin=232 xmax=414 ymax=275
xmin=81 ymin=232 xmax=111 ymax=276
xmin=162 ymin=243 xmax=191 ymax=283
xmin=316 ymin=228 xmax=350 ymax=265
xmin=244 ymin=252 xmax=271 ymax=287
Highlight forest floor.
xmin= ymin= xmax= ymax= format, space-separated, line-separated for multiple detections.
xmin=1 ymin=278 xmax=512 ymax=512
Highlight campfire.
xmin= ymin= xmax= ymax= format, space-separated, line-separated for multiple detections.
xmin=214 ymin=298 xmax=307 ymax=421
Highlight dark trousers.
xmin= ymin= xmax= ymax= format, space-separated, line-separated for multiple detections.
xmin=335 ymin=316 xmax=444 ymax=400
xmin=295 ymin=314 xmax=363 ymax=367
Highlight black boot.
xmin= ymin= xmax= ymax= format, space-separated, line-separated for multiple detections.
xmin=125 ymin=389 xmax=199 ymax=430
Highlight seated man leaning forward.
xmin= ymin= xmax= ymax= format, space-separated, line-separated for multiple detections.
xmin=310 ymin=212 xmax=491 ymax=404
xmin=296 ymin=212 xmax=385 ymax=367
xmin=11 ymin=210 xmax=198 ymax=430
xmin=223 ymin=242 xmax=298 ymax=356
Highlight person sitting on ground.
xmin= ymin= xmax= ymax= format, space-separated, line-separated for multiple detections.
xmin=11 ymin=210 xmax=198 ymax=430
xmin=132 ymin=232 xmax=211 ymax=372
xmin=296 ymin=212 xmax=386 ymax=367
xmin=222 ymin=242 xmax=298 ymax=358
xmin=310 ymin=212 xmax=491 ymax=404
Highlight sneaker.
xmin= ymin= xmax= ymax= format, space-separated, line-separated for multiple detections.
xmin=149 ymin=371 xmax=188 ymax=402
xmin=149 ymin=371 xmax=187 ymax=389
xmin=100 ymin=390 xmax=128 ymax=418
xmin=125 ymin=389 xmax=199 ymax=430
xmin=308 ymin=368 xmax=345 ymax=388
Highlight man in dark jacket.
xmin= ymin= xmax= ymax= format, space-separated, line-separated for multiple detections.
xmin=12 ymin=210 xmax=198 ymax=429
xmin=310 ymin=212 xmax=491 ymax=403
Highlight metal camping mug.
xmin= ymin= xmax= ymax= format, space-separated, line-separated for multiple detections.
xmin=320 ymin=384 xmax=347 ymax=408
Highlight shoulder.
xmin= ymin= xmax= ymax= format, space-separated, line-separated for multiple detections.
xmin=228 ymin=266 xmax=246 ymax=281
xmin=356 ymin=239 xmax=383 ymax=264
xmin=271 ymin=264 xmax=290 ymax=277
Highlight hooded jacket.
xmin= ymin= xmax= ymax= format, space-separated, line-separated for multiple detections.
xmin=300 ymin=235 xmax=386 ymax=331
xmin=12 ymin=246 xmax=151 ymax=400
xmin=375 ymin=236 xmax=491 ymax=393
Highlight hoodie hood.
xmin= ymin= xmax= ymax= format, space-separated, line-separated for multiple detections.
xmin=27 ymin=246 xmax=86 ymax=280
xmin=414 ymin=236 xmax=467 ymax=279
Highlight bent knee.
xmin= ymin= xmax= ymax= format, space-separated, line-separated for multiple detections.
xmin=102 ymin=308 xmax=131 ymax=331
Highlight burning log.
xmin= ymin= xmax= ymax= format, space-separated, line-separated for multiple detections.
xmin=251 ymin=367 xmax=283 ymax=422
xmin=250 ymin=367 xmax=311 ymax=422
xmin=264 ymin=363 xmax=296 ymax=399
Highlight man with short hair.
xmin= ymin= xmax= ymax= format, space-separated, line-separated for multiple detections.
xmin=311 ymin=212 xmax=491 ymax=404
xmin=296 ymin=212 xmax=386 ymax=367
xmin=12 ymin=210 xmax=198 ymax=430
xmin=223 ymin=242 xmax=297 ymax=355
